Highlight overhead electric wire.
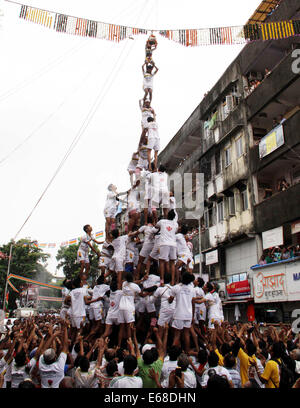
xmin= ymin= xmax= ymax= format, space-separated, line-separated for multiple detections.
xmin=0 ymin=0 xmax=140 ymax=103
xmin=13 ymin=0 xmax=149 ymax=241
xmin=0 ymin=40 xmax=90 ymax=102
xmin=0 ymin=0 xmax=147 ymax=166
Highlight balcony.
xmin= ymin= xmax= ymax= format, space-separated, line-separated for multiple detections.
xmin=245 ymin=48 xmax=300 ymax=120
xmin=254 ymin=182 xmax=300 ymax=233
xmin=250 ymin=109 xmax=300 ymax=173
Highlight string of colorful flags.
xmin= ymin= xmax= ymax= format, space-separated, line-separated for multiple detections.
xmin=21 ymin=230 xmax=104 ymax=250
xmin=38 ymin=296 xmax=62 ymax=302
xmin=7 ymin=273 xmax=63 ymax=291
xmin=16 ymin=3 xmax=300 ymax=46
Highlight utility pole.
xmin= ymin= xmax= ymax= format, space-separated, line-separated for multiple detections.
xmin=198 ymin=219 xmax=202 ymax=277
xmin=3 ymin=243 xmax=13 ymax=314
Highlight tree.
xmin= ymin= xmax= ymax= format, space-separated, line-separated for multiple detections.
xmin=56 ymin=243 xmax=100 ymax=282
xmin=0 ymin=239 xmax=50 ymax=310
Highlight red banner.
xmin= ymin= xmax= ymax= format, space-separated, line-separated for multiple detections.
xmin=226 ymin=279 xmax=251 ymax=297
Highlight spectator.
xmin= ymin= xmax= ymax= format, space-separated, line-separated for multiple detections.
xmin=223 ymin=353 xmax=241 ymax=388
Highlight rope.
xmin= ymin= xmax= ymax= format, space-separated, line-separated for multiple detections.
xmin=12 ymin=0 xmax=149 ymax=241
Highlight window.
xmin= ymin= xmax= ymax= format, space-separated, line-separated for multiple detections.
xmin=228 ymin=194 xmax=235 ymax=216
xmin=241 ymin=188 xmax=248 ymax=211
xmin=217 ymin=201 xmax=224 ymax=222
xmin=209 ymin=265 xmax=216 ymax=279
xmin=235 ymin=137 xmax=243 ymax=158
xmin=208 ymin=206 xmax=216 ymax=227
xmin=204 ymin=209 xmax=209 ymax=228
xmin=215 ymin=150 xmax=221 ymax=174
xmin=224 ymin=146 xmax=231 ymax=167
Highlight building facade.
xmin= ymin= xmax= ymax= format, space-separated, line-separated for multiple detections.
xmin=158 ymin=0 xmax=300 ymax=323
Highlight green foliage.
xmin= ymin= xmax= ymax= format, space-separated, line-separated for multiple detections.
xmin=0 ymin=239 xmax=51 ymax=310
xmin=56 ymin=243 xmax=100 ymax=283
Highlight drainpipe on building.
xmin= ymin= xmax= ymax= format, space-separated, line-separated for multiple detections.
xmin=198 ymin=219 xmax=202 ymax=276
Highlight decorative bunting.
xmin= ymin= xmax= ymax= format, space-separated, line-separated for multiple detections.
xmin=16 ymin=3 xmax=300 ymax=47
xmin=38 ymin=296 xmax=62 ymax=302
xmin=68 ymin=238 xmax=77 ymax=246
xmin=7 ymin=280 xmax=20 ymax=293
xmin=7 ymin=273 xmax=63 ymax=291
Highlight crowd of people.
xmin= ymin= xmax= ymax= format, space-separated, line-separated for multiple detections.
xmin=1 ymin=311 xmax=300 ymax=389
xmin=1 ymin=35 xmax=300 ymax=391
xmin=258 ymin=245 xmax=300 ymax=266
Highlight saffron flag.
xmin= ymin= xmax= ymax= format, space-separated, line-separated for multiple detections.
xmin=95 ymin=231 xmax=104 ymax=239
xmin=68 ymin=238 xmax=77 ymax=245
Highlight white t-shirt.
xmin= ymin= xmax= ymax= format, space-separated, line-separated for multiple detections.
xmin=61 ymin=288 xmax=71 ymax=308
xmin=109 ymin=375 xmax=143 ymax=388
xmin=112 ymin=235 xmax=128 ymax=258
xmin=161 ymin=359 xmax=178 ymax=387
xmin=145 ymin=121 xmax=159 ymax=139
xmin=104 ymin=191 xmax=117 ymax=211
xmin=212 ymin=291 xmax=224 ymax=319
xmin=107 ymin=290 xmax=123 ymax=317
xmin=70 ymin=288 xmax=87 ymax=317
xmin=78 ymin=233 xmax=93 ymax=253
xmin=39 ymin=352 xmax=67 ymax=388
xmin=171 ymin=283 xmax=196 ymax=320
xmin=150 ymin=171 xmax=169 ymax=193
xmin=156 ymin=219 xmax=178 ymax=247
xmin=91 ymin=284 xmax=110 ymax=309
xmin=138 ymin=225 xmax=157 ymax=244
xmin=205 ymin=292 xmax=220 ymax=320
xmin=176 ymin=233 xmax=191 ymax=256
xmin=201 ymin=365 xmax=232 ymax=387
xmin=128 ymin=189 xmax=140 ymax=212
xmin=154 ymin=284 xmax=175 ymax=311
xmin=101 ymin=241 xmax=113 ymax=258
xmin=143 ymin=274 xmax=160 ymax=289
xmin=182 ymin=369 xmax=197 ymax=388
xmin=119 ymin=281 xmax=141 ymax=312
xmin=8 ymin=362 xmax=27 ymax=388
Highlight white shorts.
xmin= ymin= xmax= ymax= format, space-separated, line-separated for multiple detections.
xmin=60 ymin=307 xmax=70 ymax=320
xmin=140 ymin=242 xmax=154 ymax=258
xmin=127 ymin=162 xmax=137 ymax=173
xmin=104 ymin=207 xmax=116 ymax=219
xmin=89 ymin=305 xmax=104 ymax=322
xmin=194 ymin=306 xmax=206 ymax=323
xmin=177 ymin=253 xmax=192 ymax=265
xmin=208 ymin=317 xmax=221 ymax=329
xmin=71 ymin=316 xmax=85 ymax=329
xmin=105 ymin=314 xmax=120 ymax=326
xmin=77 ymin=250 xmax=89 ymax=264
xmin=125 ymin=250 xmax=135 ymax=264
xmin=159 ymin=245 xmax=177 ymax=261
xmin=158 ymin=309 xmax=174 ymax=327
xmin=172 ymin=319 xmax=192 ymax=330
xmin=137 ymin=157 xmax=148 ymax=170
xmin=110 ymin=257 xmax=125 ymax=272
xmin=151 ymin=190 xmax=170 ymax=209
xmin=188 ymin=259 xmax=194 ymax=270
xmin=118 ymin=310 xmax=135 ymax=324
xmin=99 ymin=256 xmax=111 ymax=269
xmin=149 ymin=244 xmax=160 ymax=261
xmin=137 ymin=298 xmax=156 ymax=313
xmin=147 ymin=137 xmax=160 ymax=151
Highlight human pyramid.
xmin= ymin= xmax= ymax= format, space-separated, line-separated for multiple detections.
xmin=61 ymin=33 xmax=224 ymax=369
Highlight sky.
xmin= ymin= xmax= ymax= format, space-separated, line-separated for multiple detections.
xmin=0 ymin=0 xmax=261 ymax=277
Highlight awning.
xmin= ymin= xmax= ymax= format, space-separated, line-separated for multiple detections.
xmin=246 ymin=0 xmax=282 ymax=25
xmin=223 ymin=298 xmax=253 ymax=304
